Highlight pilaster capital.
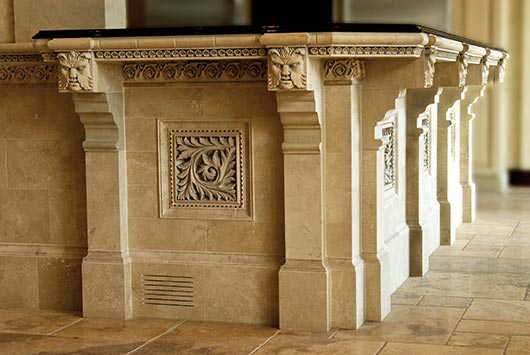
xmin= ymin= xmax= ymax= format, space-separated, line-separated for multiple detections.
xmin=323 ymin=59 xmax=365 ymax=83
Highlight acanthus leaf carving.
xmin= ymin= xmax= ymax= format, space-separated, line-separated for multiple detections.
xmin=0 ymin=64 xmax=56 ymax=83
xmin=268 ymin=47 xmax=307 ymax=90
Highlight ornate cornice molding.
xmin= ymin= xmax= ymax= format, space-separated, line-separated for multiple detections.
xmin=122 ymin=60 xmax=266 ymax=82
xmin=268 ymin=47 xmax=307 ymax=90
xmin=95 ymin=48 xmax=267 ymax=61
xmin=323 ymin=59 xmax=365 ymax=82
xmin=0 ymin=54 xmax=43 ymax=62
xmin=309 ymin=46 xmax=423 ymax=57
xmin=0 ymin=63 xmax=56 ymax=83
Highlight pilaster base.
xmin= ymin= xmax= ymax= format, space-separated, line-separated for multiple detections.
xmin=409 ymin=204 xmax=440 ymax=276
xmin=462 ymin=183 xmax=476 ymax=223
xmin=328 ymin=258 xmax=364 ymax=329
xmin=363 ymin=251 xmax=392 ymax=322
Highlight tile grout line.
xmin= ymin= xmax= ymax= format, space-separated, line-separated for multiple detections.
xmin=461 ymin=235 xmax=475 ymax=250
xmin=47 ymin=317 xmax=84 ymax=336
xmin=328 ymin=328 xmax=340 ymax=339
xmin=374 ymin=342 xmax=387 ymax=355
xmin=444 ymin=297 xmax=474 ymax=345
xmin=503 ymin=335 xmax=512 ymax=355
xmin=509 ymin=222 xmax=520 ymax=236
xmin=524 ymin=279 xmax=530 ymax=301
xmin=126 ymin=319 xmax=187 ymax=355
xmin=247 ymin=329 xmax=281 ymax=355
xmin=495 ymin=245 xmax=506 ymax=259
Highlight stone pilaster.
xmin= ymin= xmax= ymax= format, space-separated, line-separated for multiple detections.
xmin=323 ymin=58 xmax=365 ymax=329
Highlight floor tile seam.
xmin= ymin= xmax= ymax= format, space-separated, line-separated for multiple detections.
xmin=461 ymin=317 xmax=530 ymax=324
xmin=461 ymin=236 xmax=475 ymax=250
xmin=379 ymin=340 xmax=505 ymax=350
xmin=374 ymin=342 xmax=387 ymax=355
xmin=246 ymin=329 xmax=281 ymax=355
xmin=328 ymin=328 xmax=340 ymax=339
xmin=47 ymin=317 xmax=84 ymax=335
xmin=509 ymin=222 xmax=520 ymax=236
xmin=445 ymin=297 xmax=473 ymax=345
xmin=126 ymin=319 xmax=187 ymax=355
xmin=0 ymin=330 xmax=52 ymax=336
xmin=523 ymin=279 xmax=530 ymax=300
xmin=496 ymin=246 xmax=506 ymax=258
xmin=421 ymin=268 xmax=530 ymax=276
xmin=503 ymin=335 xmax=512 ymax=355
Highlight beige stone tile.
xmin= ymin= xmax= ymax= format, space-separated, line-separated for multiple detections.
xmin=125 ymin=117 xmax=157 ymax=152
xmin=379 ymin=342 xmax=503 ymax=354
xmin=463 ymin=299 xmax=530 ymax=322
xmin=127 ymin=151 xmax=158 ymax=185
xmin=134 ymin=320 xmax=278 ymax=355
xmin=0 ymin=333 xmax=142 ymax=354
xmin=206 ymin=220 xmax=284 ymax=255
xmin=56 ymin=318 xmax=178 ymax=342
xmin=0 ymin=256 xmax=38 ymax=309
xmin=0 ymin=189 xmax=50 ymax=244
xmin=6 ymin=138 xmax=84 ymax=190
xmin=456 ymin=319 xmax=530 ymax=336
xmin=456 ymin=222 xmax=516 ymax=236
xmin=127 ymin=185 xmax=159 ymax=218
xmin=430 ymin=255 xmax=530 ymax=274
xmin=0 ymin=87 xmax=49 ymax=139
xmin=48 ymin=188 xmax=87 ymax=247
xmin=37 ymin=257 xmax=82 ymax=312
xmin=391 ymin=292 xmax=423 ymax=306
xmin=513 ymin=223 xmax=530 ymax=235
xmin=0 ymin=139 xmax=6 ymax=189
xmin=493 ymin=210 xmax=530 ymax=223
xmin=129 ymin=218 xmax=207 ymax=251
xmin=255 ymin=332 xmax=384 ymax=355
xmin=432 ymin=244 xmax=501 ymax=258
xmin=203 ymin=85 xmax=277 ymax=118
xmin=0 ymin=309 xmax=80 ymax=334
xmin=447 ymin=332 xmax=508 ymax=349
xmin=467 ymin=234 xmax=530 ymax=247
xmin=419 ymin=295 xmax=472 ymax=308
xmin=125 ymin=86 xmax=203 ymax=119
xmin=335 ymin=305 xmax=463 ymax=344
xmin=506 ymin=336 xmax=530 ymax=354
xmin=205 ymin=265 xmax=279 ymax=325
xmin=455 ymin=233 xmax=474 ymax=241
xmin=397 ymin=271 xmax=528 ymax=299
xmin=499 ymin=246 xmax=530 ymax=259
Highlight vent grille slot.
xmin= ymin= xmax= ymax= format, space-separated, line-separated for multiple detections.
xmin=142 ymin=274 xmax=194 ymax=308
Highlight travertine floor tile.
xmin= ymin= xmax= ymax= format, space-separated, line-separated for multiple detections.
xmin=132 ymin=320 xmax=278 ymax=355
xmin=447 ymin=332 xmax=508 ymax=349
xmin=429 ymin=255 xmax=530 ymax=274
xmin=379 ymin=342 xmax=503 ymax=354
xmin=513 ymin=223 xmax=530 ymax=235
xmin=432 ymin=245 xmax=501 ymax=258
xmin=463 ymin=299 xmax=530 ymax=322
xmin=418 ymin=295 xmax=472 ymax=308
xmin=0 ymin=333 xmax=143 ymax=354
xmin=397 ymin=271 xmax=528 ymax=299
xmin=335 ymin=305 xmax=463 ymax=344
xmin=467 ymin=235 xmax=530 ymax=247
xmin=253 ymin=332 xmax=384 ymax=355
xmin=506 ymin=336 xmax=530 ymax=354
xmin=0 ymin=309 xmax=80 ymax=334
xmin=499 ymin=246 xmax=530 ymax=259
xmin=456 ymin=222 xmax=516 ymax=236
xmin=55 ymin=317 xmax=180 ymax=342
xmin=456 ymin=320 xmax=530 ymax=336
xmin=391 ymin=292 xmax=423 ymax=305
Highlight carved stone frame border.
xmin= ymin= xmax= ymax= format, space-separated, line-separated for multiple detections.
xmin=158 ymin=119 xmax=252 ymax=220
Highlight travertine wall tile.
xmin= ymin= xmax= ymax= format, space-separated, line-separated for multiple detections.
xmin=0 ymin=189 xmax=49 ymax=243
xmin=205 ymin=265 xmax=278 ymax=325
xmin=125 ymin=87 xmax=203 ymax=119
xmin=126 ymin=152 xmax=157 ymax=185
xmin=127 ymin=185 xmax=159 ymax=219
xmin=125 ymin=118 xmax=157 ymax=152
xmin=0 ymin=256 xmax=38 ymax=308
xmin=0 ymin=87 xmax=49 ymax=139
xmin=48 ymin=188 xmax=87 ymax=247
xmin=0 ymin=139 xmax=6 ymax=189
xmin=129 ymin=218 xmax=207 ymax=251
xmin=38 ymin=257 xmax=82 ymax=311
xmin=203 ymin=85 xmax=277 ymax=118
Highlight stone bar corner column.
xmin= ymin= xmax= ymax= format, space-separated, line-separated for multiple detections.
xmin=322 ymin=58 xmax=365 ymax=329
xmin=261 ymin=34 xmax=330 ymax=331
xmin=46 ymin=43 xmax=131 ymax=319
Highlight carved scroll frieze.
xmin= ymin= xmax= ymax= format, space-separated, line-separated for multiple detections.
xmin=268 ymin=47 xmax=307 ymax=90
xmin=159 ymin=120 xmax=251 ymax=220
xmin=458 ymin=53 xmax=468 ymax=87
xmin=0 ymin=64 xmax=56 ymax=83
xmin=123 ymin=60 xmax=266 ymax=82
xmin=95 ymin=48 xmax=267 ymax=61
xmin=424 ymin=49 xmax=436 ymax=88
xmin=57 ymin=51 xmax=94 ymax=92
xmin=323 ymin=59 xmax=365 ymax=82
xmin=309 ymin=46 xmax=423 ymax=57
xmin=0 ymin=54 xmax=43 ymax=62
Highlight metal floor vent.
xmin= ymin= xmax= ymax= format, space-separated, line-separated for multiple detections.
xmin=142 ymin=274 xmax=194 ymax=308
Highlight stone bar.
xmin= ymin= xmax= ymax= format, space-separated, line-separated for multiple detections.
xmin=0 ymin=24 xmax=506 ymax=331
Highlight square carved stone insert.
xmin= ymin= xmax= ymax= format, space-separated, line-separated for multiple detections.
xmin=158 ymin=120 xmax=252 ymax=220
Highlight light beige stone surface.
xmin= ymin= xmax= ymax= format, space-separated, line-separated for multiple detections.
xmin=418 ymin=295 xmax=472 ymax=308
xmin=506 ymin=336 xmax=530 ymax=354
xmin=0 ymin=139 xmax=5 ymax=189
xmin=0 ymin=309 xmax=80 ymax=334
xmin=499 ymin=246 xmax=530 ymax=259
xmin=0 ymin=0 xmax=14 ymax=42
xmin=447 ymin=332 xmax=509 ymax=349
xmin=379 ymin=342 xmax=503 ymax=354
xmin=456 ymin=319 xmax=530 ymax=336
xmin=0 ymin=256 xmax=38 ymax=308
xmin=513 ymin=222 xmax=530 ymax=235
xmin=463 ymin=299 xmax=530 ymax=322
xmin=38 ymin=257 xmax=82 ymax=311
xmin=129 ymin=218 xmax=207 ymax=251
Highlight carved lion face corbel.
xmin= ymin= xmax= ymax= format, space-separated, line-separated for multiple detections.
xmin=57 ymin=51 xmax=94 ymax=92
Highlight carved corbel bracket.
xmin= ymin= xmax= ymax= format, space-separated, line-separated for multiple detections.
xmin=424 ymin=49 xmax=436 ymax=88
xmin=480 ymin=56 xmax=490 ymax=85
xmin=267 ymin=47 xmax=308 ymax=91
xmin=323 ymin=59 xmax=365 ymax=83
xmin=57 ymin=51 xmax=95 ymax=93
xmin=497 ymin=57 xmax=506 ymax=83
xmin=457 ymin=53 xmax=469 ymax=87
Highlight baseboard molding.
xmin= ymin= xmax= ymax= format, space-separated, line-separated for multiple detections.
xmin=509 ymin=170 xmax=530 ymax=186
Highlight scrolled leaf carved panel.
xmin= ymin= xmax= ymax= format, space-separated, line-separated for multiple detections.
xmin=159 ymin=120 xmax=252 ymax=220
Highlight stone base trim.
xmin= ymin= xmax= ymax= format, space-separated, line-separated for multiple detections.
xmin=0 ymin=243 xmax=86 ymax=258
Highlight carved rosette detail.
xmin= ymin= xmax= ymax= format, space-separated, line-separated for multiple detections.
xmin=424 ymin=49 xmax=436 ymax=88
xmin=169 ymin=130 xmax=243 ymax=208
xmin=323 ymin=59 xmax=365 ymax=82
xmin=57 ymin=51 xmax=94 ymax=92
xmin=383 ymin=125 xmax=396 ymax=189
xmin=458 ymin=53 xmax=468 ymax=87
xmin=309 ymin=46 xmax=423 ymax=57
xmin=123 ymin=61 xmax=266 ymax=82
xmin=96 ymin=48 xmax=267 ymax=60
xmin=0 ymin=64 xmax=56 ymax=83
xmin=268 ymin=47 xmax=307 ymax=90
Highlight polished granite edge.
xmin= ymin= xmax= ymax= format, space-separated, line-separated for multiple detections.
xmin=31 ymin=23 xmax=505 ymax=53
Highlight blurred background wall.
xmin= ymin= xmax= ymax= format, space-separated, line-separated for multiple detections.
xmin=0 ymin=0 xmax=528 ymax=190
